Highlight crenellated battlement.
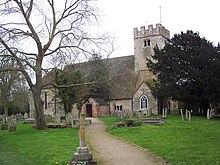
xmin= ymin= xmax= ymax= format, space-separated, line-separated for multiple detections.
xmin=133 ymin=23 xmax=170 ymax=39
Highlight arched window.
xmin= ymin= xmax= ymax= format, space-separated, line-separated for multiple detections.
xmin=140 ymin=95 xmax=148 ymax=109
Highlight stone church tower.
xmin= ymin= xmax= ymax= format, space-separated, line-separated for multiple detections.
xmin=132 ymin=24 xmax=170 ymax=115
xmin=133 ymin=23 xmax=170 ymax=72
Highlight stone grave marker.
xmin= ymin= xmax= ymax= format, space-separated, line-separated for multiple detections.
xmin=137 ymin=110 xmax=143 ymax=119
xmin=1 ymin=123 xmax=8 ymax=130
xmin=69 ymin=110 xmax=96 ymax=165
xmin=16 ymin=113 xmax=24 ymax=121
xmin=9 ymin=119 xmax=17 ymax=132
xmin=0 ymin=115 xmax=5 ymax=124
xmin=71 ymin=104 xmax=79 ymax=119
xmin=24 ymin=113 xmax=29 ymax=120
xmin=9 ymin=114 xmax=16 ymax=122
xmin=54 ymin=113 xmax=61 ymax=124
xmin=45 ymin=115 xmax=52 ymax=123
xmin=66 ymin=112 xmax=73 ymax=127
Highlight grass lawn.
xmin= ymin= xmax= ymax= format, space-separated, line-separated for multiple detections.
xmin=100 ymin=115 xmax=220 ymax=165
xmin=0 ymin=123 xmax=79 ymax=165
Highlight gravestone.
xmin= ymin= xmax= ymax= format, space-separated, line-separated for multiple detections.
xmin=8 ymin=114 xmax=16 ymax=122
xmin=54 ymin=113 xmax=61 ymax=124
xmin=24 ymin=113 xmax=29 ymax=120
xmin=3 ymin=114 xmax=8 ymax=122
xmin=9 ymin=119 xmax=17 ymax=132
xmin=1 ymin=123 xmax=8 ymax=130
xmin=0 ymin=115 xmax=5 ymax=124
xmin=24 ymin=118 xmax=35 ymax=124
xmin=71 ymin=104 xmax=79 ymax=119
xmin=66 ymin=113 xmax=73 ymax=127
xmin=137 ymin=110 xmax=143 ymax=119
xmin=69 ymin=110 xmax=97 ymax=165
xmin=16 ymin=113 xmax=24 ymax=121
xmin=45 ymin=115 xmax=52 ymax=123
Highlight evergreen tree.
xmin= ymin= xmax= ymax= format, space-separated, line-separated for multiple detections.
xmin=147 ymin=31 xmax=220 ymax=110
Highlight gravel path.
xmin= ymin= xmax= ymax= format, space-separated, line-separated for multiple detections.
xmin=85 ymin=118 xmax=170 ymax=165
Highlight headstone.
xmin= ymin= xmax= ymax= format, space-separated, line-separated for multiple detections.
xmin=165 ymin=108 xmax=167 ymax=117
xmin=162 ymin=108 xmax=165 ymax=118
xmin=66 ymin=113 xmax=73 ymax=127
xmin=1 ymin=123 xmax=8 ymax=130
xmin=9 ymin=119 xmax=17 ymax=132
xmin=180 ymin=109 xmax=184 ymax=121
xmin=137 ymin=110 xmax=143 ymax=119
xmin=24 ymin=118 xmax=35 ymax=124
xmin=45 ymin=115 xmax=52 ymax=123
xmin=185 ymin=109 xmax=188 ymax=119
xmin=207 ymin=109 xmax=210 ymax=120
xmin=69 ymin=109 xmax=97 ymax=165
xmin=0 ymin=115 xmax=5 ymax=124
xmin=71 ymin=104 xmax=79 ymax=119
xmin=16 ymin=113 xmax=24 ymax=121
xmin=54 ymin=113 xmax=61 ymax=124
xmin=24 ymin=113 xmax=29 ymax=120
xmin=188 ymin=110 xmax=192 ymax=122
xmin=3 ymin=114 xmax=8 ymax=122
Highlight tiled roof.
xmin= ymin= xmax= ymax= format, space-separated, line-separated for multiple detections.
xmin=43 ymin=55 xmax=135 ymax=100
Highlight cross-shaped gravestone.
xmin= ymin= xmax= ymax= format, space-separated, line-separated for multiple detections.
xmin=69 ymin=109 xmax=96 ymax=165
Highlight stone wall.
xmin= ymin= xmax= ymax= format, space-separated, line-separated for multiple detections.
xmin=133 ymin=83 xmax=158 ymax=115
xmin=109 ymin=99 xmax=132 ymax=116
xmin=29 ymin=88 xmax=64 ymax=118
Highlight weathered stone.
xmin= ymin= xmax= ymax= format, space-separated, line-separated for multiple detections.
xmin=45 ymin=115 xmax=52 ymax=123
xmin=24 ymin=118 xmax=35 ymax=124
xmin=54 ymin=113 xmax=61 ymax=124
xmin=16 ymin=113 xmax=24 ymax=121
xmin=0 ymin=115 xmax=5 ymax=124
xmin=69 ymin=110 xmax=96 ymax=165
xmin=9 ymin=119 xmax=17 ymax=132
xmin=10 ymin=114 xmax=16 ymax=121
xmin=66 ymin=112 xmax=73 ymax=126
xmin=71 ymin=104 xmax=79 ymax=119
xmin=69 ymin=147 xmax=97 ymax=165
xmin=24 ymin=112 xmax=29 ymax=120
xmin=1 ymin=123 xmax=8 ymax=130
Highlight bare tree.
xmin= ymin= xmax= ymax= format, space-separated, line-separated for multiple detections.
xmin=0 ymin=56 xmax=20 ymax=119
xmin=0 ymin=0 xmax=112 ymax=129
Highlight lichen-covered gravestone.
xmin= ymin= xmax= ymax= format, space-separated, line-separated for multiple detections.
xmin=24 ymin=112 xmax=29 ymax=120
xmin=45 ymin=115 xmax=52 ymax=123
xmin=9 ymin=119 xmax=17 ymax=132
xmin=54 ymin=113 xmax=61 ymax=124
xmin=66 ymin=112 xmax=73 ymax=127
xmin=16 ymin=113 xmax=24 ymax=121
xmin=0 ymin=115 xmax=5 ymax=124
xmin=71 ymin=104 xmax=79 ymax=119
xmin=0 ymin=115 xmax=8 ymax=130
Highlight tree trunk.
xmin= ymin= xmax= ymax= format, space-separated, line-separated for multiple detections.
xmin=32 ymin=86 xmax=47 ymax=130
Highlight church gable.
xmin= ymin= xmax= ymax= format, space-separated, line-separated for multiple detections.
xmin=133 ymin=82 xmax=158 ymax=115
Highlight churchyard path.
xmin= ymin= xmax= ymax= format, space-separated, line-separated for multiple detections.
xmin=85 ymin=118 xmax=170 ymax=165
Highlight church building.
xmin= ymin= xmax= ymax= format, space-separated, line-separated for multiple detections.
xmin=29 ymin=24 xmax=179 ymax=118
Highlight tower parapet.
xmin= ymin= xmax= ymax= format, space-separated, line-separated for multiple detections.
xmin=134 ymin=24 xmax=170 ymax=72
xmin=133 ymin=23 xmax=170 ymax=40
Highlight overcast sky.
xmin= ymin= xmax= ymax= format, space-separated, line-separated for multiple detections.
xmin=96 ymin=0 xmax=220 ymax=58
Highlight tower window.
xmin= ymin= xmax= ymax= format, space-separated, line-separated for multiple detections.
xmin=144 ymin=39 xmax=151 ymax=47
xmin=147 ymin=39 xmax=151 ymax=46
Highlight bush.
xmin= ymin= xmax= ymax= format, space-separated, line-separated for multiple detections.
xmin=116 ymin=119 xmax=142 ymax=128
